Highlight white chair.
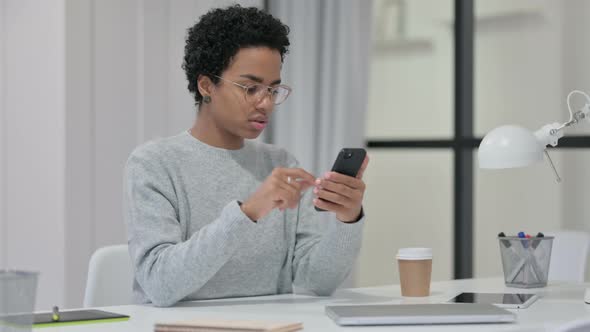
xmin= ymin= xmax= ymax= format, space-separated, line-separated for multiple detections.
xmin=83 ymin=244 xmax=134 ymax=307
xmin=547 ymin=230 xmax=590 ymax=283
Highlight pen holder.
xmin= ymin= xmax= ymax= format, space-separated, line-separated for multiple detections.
xmin=498 ymin=236 xmax=554 ymax=288
xmin=0 ymin=270 xmax=38 ymax=332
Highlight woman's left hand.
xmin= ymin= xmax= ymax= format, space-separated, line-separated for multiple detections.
xmin=313 ymin=156 xmax=369 ymax=223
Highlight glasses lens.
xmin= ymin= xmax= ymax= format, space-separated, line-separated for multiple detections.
xmin=273 ymin=86 xmax=291 ymax=105
xmin=245 ymin=85 xmax=264 ymax=97
xmin=244 ymin=84 xmax=265 ymax=104
xmin=244 ymin=84 xmax=291 ymax=105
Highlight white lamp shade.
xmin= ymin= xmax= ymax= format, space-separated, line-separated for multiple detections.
xmin=478 ymin=125 xmax=545 ymax=169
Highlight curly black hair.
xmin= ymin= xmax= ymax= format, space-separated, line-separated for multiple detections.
xmin=182 ymin=5 xmax=290 ymax=106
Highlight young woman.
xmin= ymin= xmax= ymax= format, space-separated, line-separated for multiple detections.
xmin=124 ymin=5 xmax=369 ymax=307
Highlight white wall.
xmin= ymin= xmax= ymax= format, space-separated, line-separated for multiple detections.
xmin=1 ymin=0 xmax=262 ymax=310
xmin=562 ymin=0 xmax=590 ymax=233
xmin=0 ymin=0 xmax=6 ymax=269
xmin=1 ymin=0 xmax=67 ymax=309
xmin=64 ymin=0 xmax=94 ymax=311
xmin=562 ymin=0 xmax=590 ymax=278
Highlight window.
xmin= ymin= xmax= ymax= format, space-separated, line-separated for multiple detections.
xmin=363 ymin=0 xmax=590 ymax=285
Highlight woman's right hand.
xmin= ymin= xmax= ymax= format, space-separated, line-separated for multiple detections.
xmin=240 ymin=167 xmax=316 ymax=221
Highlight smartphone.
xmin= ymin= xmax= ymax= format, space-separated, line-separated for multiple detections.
xmin=315 ymin=148 xmax=367 ymax=212
xmin=447 ymin=292 xmax=539 ymax=309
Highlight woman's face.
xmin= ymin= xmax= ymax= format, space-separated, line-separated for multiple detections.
xmin=207 ymin=47 xmax=283 ymax=140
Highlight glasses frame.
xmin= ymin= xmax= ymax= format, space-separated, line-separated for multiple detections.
xmin=213 ymin=75 xmax=292 ymax=105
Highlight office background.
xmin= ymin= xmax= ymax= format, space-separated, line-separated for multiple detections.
xmin=1 ymin=0 xmax=589 ymax=311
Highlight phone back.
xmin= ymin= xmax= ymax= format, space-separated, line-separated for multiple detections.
xmin=315 ymin=148 xmax=367 ymax=212
xmin=331 ymin=148 xmax=366 ymax=177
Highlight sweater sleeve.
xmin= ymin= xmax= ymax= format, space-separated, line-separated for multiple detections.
xmin=124 ymin=150 xmax=258 ymax=307
xmin=285 ymin=154 xmax=366 ymax=295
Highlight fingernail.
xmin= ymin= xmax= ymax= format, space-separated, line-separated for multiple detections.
xmin=324 ymin=172 xmax=331 ymax=179
xmin=313 ymin=188 xmax=318 ymax=194
xmin=315 ymin=178 xmax=321 ymax=185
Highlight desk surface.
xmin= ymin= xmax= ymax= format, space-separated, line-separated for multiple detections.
xmin=38 ymin=277 xmax=590 ymax=331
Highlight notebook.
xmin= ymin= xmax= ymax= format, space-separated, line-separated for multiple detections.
xmin=325 ymin=303 xmax=516 ymax=326
xmin=154 ymin=319 xmax=303 ymax=332
xmin=33 ymin=309 xmax=129 ymax=327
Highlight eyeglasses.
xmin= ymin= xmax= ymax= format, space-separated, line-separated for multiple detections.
xmin=213 ymin=75 xmax=292 ymax=105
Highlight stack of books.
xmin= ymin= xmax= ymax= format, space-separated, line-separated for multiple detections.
xmin=154 ymin=319 xmax=303 ymax=332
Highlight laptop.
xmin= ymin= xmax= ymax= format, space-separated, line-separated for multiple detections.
xmin=325 ymin=303 xmax=516 ymax=326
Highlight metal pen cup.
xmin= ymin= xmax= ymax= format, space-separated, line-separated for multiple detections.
xmin=0 ymin=270 xmax=39 ymax=332
xmin=498 ymin=236 xmax=553 ymax=288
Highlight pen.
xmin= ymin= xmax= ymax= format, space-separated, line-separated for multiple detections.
xmin=518 ymin=231 xmax=529 ymax=248
xmin=532 ymin=232 xmax=544 ymax=249
xmin=499 ymin=232 xmax=525 ymax=283
xmin=52 ymin=306 xmax=60 ymax=322
xmin=498 ymin=232 xmax=511 ymax=248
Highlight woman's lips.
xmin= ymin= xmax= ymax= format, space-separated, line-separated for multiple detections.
xmin=250 ymin=120 xmax=267 ymax=130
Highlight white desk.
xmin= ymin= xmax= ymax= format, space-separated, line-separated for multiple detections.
xmin=38 ymin=277 xmax=590 ymax=331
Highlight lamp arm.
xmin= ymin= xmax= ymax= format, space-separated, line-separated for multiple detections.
xmin=531 ymin=91 xmax=590 ymax=183
xmin=532 ymin=123 xmax=563 ymax=182
xmin=534 ymin=122 xmax=563 ymax=147
xmin=533 ymin=91 xmax=590 ymax=147
xmin=552 ymin=90 xmax=590 ymax=132
xmin=576 ymin=102 xmax=590 ymax=123
xmin=554 ymin=104 xmax=589 ymax=132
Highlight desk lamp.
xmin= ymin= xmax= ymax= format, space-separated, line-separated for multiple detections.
xmin=478 ymin=90 xmax=590 ymax=304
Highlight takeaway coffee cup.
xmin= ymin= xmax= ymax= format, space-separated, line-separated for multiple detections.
xmin=396 ymin=248 xmax=433 ymax=297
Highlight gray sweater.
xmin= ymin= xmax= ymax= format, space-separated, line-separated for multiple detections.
xmin=124 ymin=131 xmax=365 ymax=307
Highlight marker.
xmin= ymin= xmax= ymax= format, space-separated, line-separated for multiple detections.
xmin=498 ymin=232 xmax=511 ymax=248
xmin=52 ymin=306 xmax=60 ymax=322
xmin=517 ymin=231 xmax=528 ymax=248
xmin=532 ymin=232 xmax=545 ymax=249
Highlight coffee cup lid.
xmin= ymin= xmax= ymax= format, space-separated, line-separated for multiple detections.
xmin=396 ymin=247 xmax=433 ymax=260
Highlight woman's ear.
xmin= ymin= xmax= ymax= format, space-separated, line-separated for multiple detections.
xmin=197 ymin=75 xmax=215 ymax=100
